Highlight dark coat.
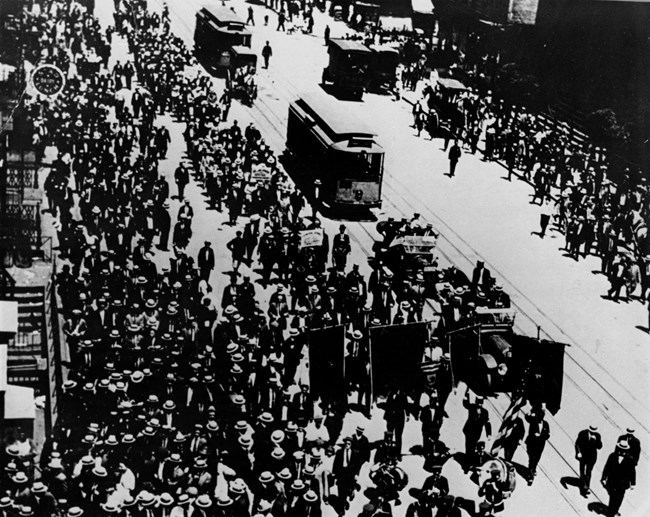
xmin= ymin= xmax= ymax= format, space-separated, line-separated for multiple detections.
xmin=575 ymin=429 xmax=602 ymax=464
xmin=602 ymin=451 xmax=636 ymax=490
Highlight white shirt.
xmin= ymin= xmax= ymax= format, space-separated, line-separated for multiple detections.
xmin=304 ymin=422 xmax=330 ymax=444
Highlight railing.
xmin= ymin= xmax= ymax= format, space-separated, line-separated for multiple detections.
xmin=44 ymin=272 xmax=59 ymax=434
xmin=37 ymin=236 xmax=53 ymax=262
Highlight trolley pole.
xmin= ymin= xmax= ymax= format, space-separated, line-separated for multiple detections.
xmin=312 ymin=179 xmax=321 ymax=217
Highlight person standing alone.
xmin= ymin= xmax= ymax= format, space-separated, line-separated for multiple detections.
xmin=448 ymin=141 xmax=461 ymax=177
xmin=262 ymin=41 xmax=273 ymax=69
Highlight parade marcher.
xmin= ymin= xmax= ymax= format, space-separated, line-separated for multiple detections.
xmin=332 ymin=225 xmax=351 ymax=271
xmin=174 ymin=164 xmax=190 ymax=201
xmin=574 ymin=424 xmax=602 ymax=497
xmin=462 ymin=394 xmax=491 ymax=458
xmin=227 ymin=232 xmax=246 ymax=274
xmin=197 ymin=241 xmax=215 ymax=283
xmin=601 ymin=442 xmax=636 ymax=517
xmin=616 ymin=428 xmax=641 ymax=468
xmin=525 ymin=408 xmax=550 ymax=485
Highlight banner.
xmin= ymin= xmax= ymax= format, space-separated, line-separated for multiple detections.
xmin=299 ymin=228 xmax=324 ymax=249
xmin=510 ymin=337 xmax=565 ymax=415
xmin=369 ymin=321 xmax=432 ymax=399
xmin=308 ymin=325 xmax=345 ymax=405
xmin=251 ymin=166 xmax=272 ymax=183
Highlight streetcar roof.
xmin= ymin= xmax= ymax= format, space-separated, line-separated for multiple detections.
xmin=295 ymin=91 xmax=377 ymax=140
xmin=198 ymin=6 xmax=245 ymax=26
xmin=369 ymin=44 xmax=400 ymax=55
xmin=329 ymin=38 xmax=372 ymax=53
xmin=231 ymin=45 xmax=256 ymax=57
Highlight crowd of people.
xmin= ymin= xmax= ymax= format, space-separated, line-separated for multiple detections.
xmin=412 ymin=82 xmax=649 ymax=308
xmin=0 ymin=1 xmax=644 ymax=517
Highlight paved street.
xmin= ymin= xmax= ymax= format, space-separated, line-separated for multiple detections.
xmin=88 ymin=1 xmax=650 ymax=516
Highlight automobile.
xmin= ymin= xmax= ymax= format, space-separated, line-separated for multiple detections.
xmin=322 ymin=38 xmax=373 ymax=100
xmin=369 ymin=44 xmax=400 ymax=92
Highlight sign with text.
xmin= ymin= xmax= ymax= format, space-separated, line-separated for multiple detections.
xmin=299 ymin=228 xmax=324 ymax=248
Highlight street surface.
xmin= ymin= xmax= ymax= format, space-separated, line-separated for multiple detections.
xmin=92 ymin=1 xmax=650 ymax=516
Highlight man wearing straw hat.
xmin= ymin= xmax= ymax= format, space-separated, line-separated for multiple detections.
xmin=574 ymin=424 xmax=603 ymax=497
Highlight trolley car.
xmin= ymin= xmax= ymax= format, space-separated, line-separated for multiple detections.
xmin=286 ymin=92 xmax=384 ymax=210
xmin=194 ymin=6 xmax=252 ymax=68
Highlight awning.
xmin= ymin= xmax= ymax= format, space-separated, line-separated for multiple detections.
xmin=379 ymin=16 xmax=413 ymax=31
xmin=4 ymin=384 xmax=36 ymax=420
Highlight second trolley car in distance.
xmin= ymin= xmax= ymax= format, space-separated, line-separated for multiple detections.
xmin=287 ymin=92 xmax=384 ymax=210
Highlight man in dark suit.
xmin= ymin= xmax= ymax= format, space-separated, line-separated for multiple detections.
xmin=525 ymin=408 xmax=550 ymax=484
xmin=157 ymin=201 xmax=171 ymax=251
xmin=421 ymin=392 xmax=444 ymax=453
xmin=221 ymin=274 xmax=239 ymax=310
xmin=333 ymin=438 xmax=357 ymax=508
xmin=575 ymin=425 xmax=603 ymax=497
xmin=471 ymin=260 xmax=491 ymax=292
xmin=616 ymin=428 xmax=641 ymax=468
xmin=462 ymin=394 xmax=491 ymax=457
xmin=227 ymin=231 xmax=246 ymax=274
xmin=332 ymin=225 xmax=351 ymax=271
xmin=421 ymin=466 xmax=449 ymax=504
xmin=601 ymin=442 xmax=636 ymax=517
xmin=288 ymin=384 xmax=313 ymax=428
xmin=197 ymin=241 xmax=215 ymax=283
xmin=448 ymin=141 xmax=461 ymax=177
xmin=174 ymin=164 xmax=189 ymax=200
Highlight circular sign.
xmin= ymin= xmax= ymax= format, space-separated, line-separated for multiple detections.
xmin=31 ymin=64 xmax=65 ymax=96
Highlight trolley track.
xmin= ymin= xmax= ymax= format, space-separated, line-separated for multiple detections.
xmin=154 ymin=2 xmax=645 ymax=514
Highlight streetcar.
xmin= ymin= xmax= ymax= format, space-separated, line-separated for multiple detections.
xmin=322 ymin=38 xmax=373 ymax=100
xmin=194 ymin=6 xmax=252 ymax=68
xmin=286 ymin=92 xmax=384 ymax=210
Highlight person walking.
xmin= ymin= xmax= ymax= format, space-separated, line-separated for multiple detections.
xmin=277 ymin=12 xmax=286 ymax=31
xmin=197 ymin=241 xmax=215 ymax=283
xmin=574 ymin=425 xmax=602 ymax=497
xmin=332 ymin=225 xmax=351 ymax=271
xmin=227 ymin=231 xmax=246 ymax=274
xmin=539 ymin=200 xmax=554 ymax=238
xmin=262 ymin=41 xmax=273 ymax=69
xmin=601 ymin=441 xmax=636 ymax=517
xmin=246 ymin=5 xmax=255 ymax=25
xmin=525 ymin=408 xmax=550 ymax=485
xmin=462 ymin=393 xmax=491 ymax=457
xmin=448 ymin=141 xmax=461 ymax=177
xmin=174 ymin=163 xmax=189 ymax=201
